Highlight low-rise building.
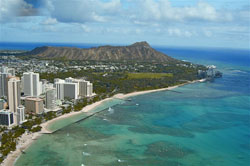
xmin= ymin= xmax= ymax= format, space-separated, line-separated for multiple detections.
xmin=25 ymin=97 xmax=44 ymax=114
xmin=0 ymin=110 xmax=14 ymax=127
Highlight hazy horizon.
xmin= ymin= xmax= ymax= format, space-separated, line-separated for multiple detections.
xmin=1 ymin=41 xmax=250 ymax=51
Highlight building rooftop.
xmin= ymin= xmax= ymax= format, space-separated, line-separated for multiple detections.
xmin=17 ymin=105 xmax=25 ymax=109
xmin=0 ymin=110 xmax=13 ymax=114
xmin=25 ymin=97 xmax=43 ymax=102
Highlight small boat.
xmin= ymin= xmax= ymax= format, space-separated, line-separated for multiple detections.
xmin=117 ymin=159 xmax=124 ymax=162
xmin=136 ymin=103 xmax=139 ymax=106
xmin=21 ymin=150 xmax=26 ymax=154
xmin=67 ymin=133 xmax=69 ymax=136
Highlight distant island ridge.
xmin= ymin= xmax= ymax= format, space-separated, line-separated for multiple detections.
xmin=26 ymin=41 xmax=178 ymax=62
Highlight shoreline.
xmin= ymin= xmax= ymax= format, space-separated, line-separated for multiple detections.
xmin=2 ymin=79 xmax=203 ymax=166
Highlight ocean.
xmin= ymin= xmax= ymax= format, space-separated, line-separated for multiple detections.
xmin=4 ymin=42 xmax=249 ymax=166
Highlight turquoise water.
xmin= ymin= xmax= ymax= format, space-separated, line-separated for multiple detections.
xmin=47 ymin=99 xmax=124 ymax=132
xmin=15 ymin=49 xmax=250 ymax=166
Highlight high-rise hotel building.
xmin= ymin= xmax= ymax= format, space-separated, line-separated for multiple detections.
xmin=0 ymin=73 xmax=11 ymax=97
xmin=7 ymin=78 xmax=21 ymax=125
xmin=7 ymin=78 xmax=21 ymax=113
xmin=79 ymin=80 xmax=93 ymax=97
xmin=45 ymin=88 xmax=57 ymax=110
xmin=0 ymin=67 xmax=15 ymax=97
xmin=55 ymin=79 xmax=78 ymax=100
xmin=23 ymin=72 xmax=42 ymax=97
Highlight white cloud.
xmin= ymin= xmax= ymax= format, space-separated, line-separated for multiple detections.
xmin=168 ymin=28 xmax=182 ymax=37
xmin=0 ymin=0 xmax=37 ymax=22
xmin=168 ymin=28 xmax=194 ymax=37
xmin=184 ymin=31 xmax=193 ymax=38
xmin=135 ymin=28 xmax=142 ymax=34
xmin=81 ymin=25 xmax=91 ymax=33
xmin=131 ymin=0 xmax=232 ymax=23
xmin=44 ymin=0 xmax=121 ymax=23
xmin=204 ymin=30 xmax=213 ymax=37
xmin=41 ymin=17 xmax=58 ymax=25
xmin=0 ymin=0 xmax=249 ymax=49
xmin=237 ymin=8 xmax=250 ymax=23
xmin=44 ymin=25 xmax=57 ymax=32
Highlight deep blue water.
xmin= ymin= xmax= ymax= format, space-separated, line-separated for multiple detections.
xmin=156 ymin=47 xmax=250 ymax=68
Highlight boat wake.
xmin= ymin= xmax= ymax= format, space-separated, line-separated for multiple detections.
xmin=230 ymin=69 xmax=247 ymax=74
xmin=107 ymin=107 xmax=114 ymax=114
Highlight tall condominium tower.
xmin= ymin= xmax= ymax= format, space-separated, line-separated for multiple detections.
xmin=0 ymin=73 xmax=11 ymax=97
xmin=45 ymin=88 xmax=56 ymax=110
xmin=55 ymin=81 xmax=78 ymax=100
xmin=0 ymin=66 xmax=15 ymax=76
xmin=8 ymin=78 xmax=21 ymax=125
xmin=7 ymin=78 xmax=21 ymax=113
xmin=23 ymin=72 xmax=42 ymax=97
xmin=79 ymin=80 xmax=93 ymax=97
xmin=55 ymin=82 xmax=64 ymax=100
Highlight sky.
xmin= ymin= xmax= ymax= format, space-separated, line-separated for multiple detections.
xmin=0 ymin=0 xmax=249 ymax=49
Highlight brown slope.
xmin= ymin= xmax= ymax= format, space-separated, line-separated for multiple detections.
xmin=28 ymin=41 xmax=178 ymax=62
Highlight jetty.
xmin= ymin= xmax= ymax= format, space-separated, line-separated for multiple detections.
xmin=50 ymin=107 xmax=111 ymax=134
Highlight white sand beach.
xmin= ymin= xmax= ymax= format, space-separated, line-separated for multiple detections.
xmin=2 ymin=79 xmax=202 ymax=166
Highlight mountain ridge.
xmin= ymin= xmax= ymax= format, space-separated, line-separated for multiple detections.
xmin=27 ymin=41 xmax=178 ymax=63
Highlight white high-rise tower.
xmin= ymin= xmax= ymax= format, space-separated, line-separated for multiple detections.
xmin=23 ymin=72 xmax=42 ymax=97
xmin=45 ymin=88 xmax=56 ymax=110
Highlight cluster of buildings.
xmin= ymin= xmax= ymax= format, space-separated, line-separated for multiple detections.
xmin=0 ymin=66 xmax=94 ymax=127
xmin=0 ymin=55 xmax=170 ymax=75
xmin=55 ymin=77 xmax=93 ymax=100
xmin=198 ymin=65 xmax=222 ymax=80
xmin=0 ymin=56 xmax=63 ymax=74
